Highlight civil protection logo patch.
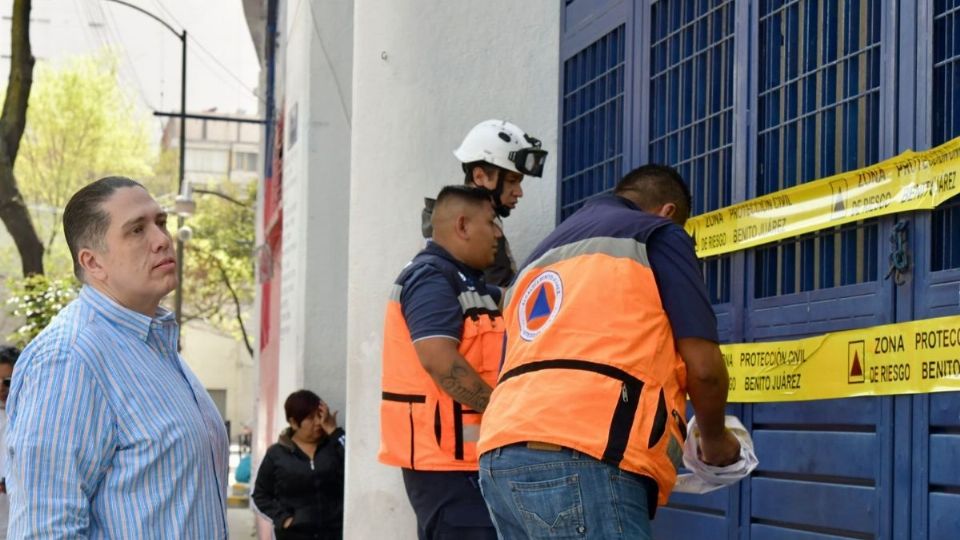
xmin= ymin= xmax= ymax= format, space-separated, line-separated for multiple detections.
xmin=518 ymin=271 xmax=563 ymax=341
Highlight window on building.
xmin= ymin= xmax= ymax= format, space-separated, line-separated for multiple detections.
xmin=234 ymin=151 xmax=258 ymax=172
xmin=186 ymin=148 xmax=230 ymax=174
xmin=755 ymin=0 xmax=882 ymax=297
xmin=649 ymin=0 xmax=734 ymax=304
xmin=932 ymin=0 xmax=960 ymax=271
xmin=560 ymin=25 xmax=626 ymax=221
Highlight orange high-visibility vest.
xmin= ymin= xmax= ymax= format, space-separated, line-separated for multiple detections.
xmin=379 ymin=248 xmax=504 ymax=471
xmin=478 ymin=196 xmax=690 ymax=509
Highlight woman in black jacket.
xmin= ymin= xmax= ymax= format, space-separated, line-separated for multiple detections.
xmin=253 ymin=390 xmax=345 ymax=539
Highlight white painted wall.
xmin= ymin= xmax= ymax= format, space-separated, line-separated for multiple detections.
xmin=277 ymin=0 xmax=310 ymax=420
xmin=299 ymin=0 xmax=353 ymax=416
xmin=277 ymin=0 xmax=353 ymax=434
xmin=345 ymin=1 xmax=560 ymax=537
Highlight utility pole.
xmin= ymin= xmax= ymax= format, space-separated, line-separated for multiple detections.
xmin=102 ymin=0 xmax=188 ymax=335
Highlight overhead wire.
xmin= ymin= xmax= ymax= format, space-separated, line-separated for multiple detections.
xmin=150 ymin=0 xmax=264 ymax=106
xmin=96 ymin=0 xmax=158 ymax=111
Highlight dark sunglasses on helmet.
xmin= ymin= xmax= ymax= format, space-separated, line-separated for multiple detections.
xmin=510 ymin=149 xmax=548 ymax=177
xmin=508 ymin=135 xmax=548 ymax=177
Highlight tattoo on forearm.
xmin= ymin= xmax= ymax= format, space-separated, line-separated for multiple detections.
xmin=439 ymin=359 xmax=491 ymax=412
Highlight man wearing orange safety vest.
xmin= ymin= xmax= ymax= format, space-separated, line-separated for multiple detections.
xmin=380 ymin=186 xmax=504 ymax=539
xmin=477 ymin=164 xmax=741 ymax=539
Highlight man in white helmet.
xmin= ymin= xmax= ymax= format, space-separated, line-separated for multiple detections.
xmin=422 ymin=119 xmax=548 ymax=287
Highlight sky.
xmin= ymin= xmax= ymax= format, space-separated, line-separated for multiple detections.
xmin=0 ymin=0 xmax=262 ymax=139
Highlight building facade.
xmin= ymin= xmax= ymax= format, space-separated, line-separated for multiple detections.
xmin=250 ymin=1 xmax=960 ymax=538
xmin=161 ymin=111 xmax=262 ymax=187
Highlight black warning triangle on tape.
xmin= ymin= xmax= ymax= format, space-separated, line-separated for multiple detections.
xmin=848 ymin=340 xmax=866 ymax=384
xmin=850 ymin=351 xmax=863 ymax=377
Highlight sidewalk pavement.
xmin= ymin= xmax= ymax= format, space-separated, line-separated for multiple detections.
xmin=228 ymin=506 xmax=257 ymax=539
xmin=228 ymin=443 xmax=256 ymax=539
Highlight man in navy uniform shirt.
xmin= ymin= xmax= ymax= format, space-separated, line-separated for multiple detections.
xmin=380 ymin=185 xmax=504 ymax=539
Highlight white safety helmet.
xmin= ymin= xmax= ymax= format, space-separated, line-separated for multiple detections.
xmin=453 ymin=119 xmax=548 ymax=177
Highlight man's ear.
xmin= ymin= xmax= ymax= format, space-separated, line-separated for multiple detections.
xmin=655 ymin=202 xmax=677 ymax=220
xmin=78 ymin=247 xmax=107 ymax=281
xmin=471 ymin=166 xmax=498 ymax=191
xmin=455 ymin=214 xmax=470 ymax=240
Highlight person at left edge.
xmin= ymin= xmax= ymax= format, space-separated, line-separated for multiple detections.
xmin=0 ymin=345 xmax=20 ymax=540
xmin=380 ymin=185 xmax=504 ymax=539
xmin=6 ymin=177 xmax=229 ymax=539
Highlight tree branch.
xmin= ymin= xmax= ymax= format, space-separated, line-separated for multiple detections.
xmin=0 ymin=0 xmax=43 ymax=276
xmin=190 ymin=246 xmax=254 ymax=356
xmin=193 ymin=188 xmax=252 ymax=209
xmin=0 ymin=0 xmax=34 ymax=155
xmin=46 ymin=209 xmax=59 ymax=251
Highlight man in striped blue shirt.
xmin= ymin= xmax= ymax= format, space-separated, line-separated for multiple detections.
xmin=6 ymin=177 xmax=229 ymax=538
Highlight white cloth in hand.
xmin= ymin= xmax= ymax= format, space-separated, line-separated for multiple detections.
xmin=673 ymin=415 xmax=758 ymax=494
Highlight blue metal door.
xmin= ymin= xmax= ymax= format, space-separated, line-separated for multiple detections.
xmin=558 ymin=1 xmax=960 ymax=538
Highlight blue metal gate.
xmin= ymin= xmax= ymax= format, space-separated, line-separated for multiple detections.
xmin=559 ymin=1 xmax=960 ymax=538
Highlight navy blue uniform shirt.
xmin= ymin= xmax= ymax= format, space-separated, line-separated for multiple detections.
xmin=400 ymin=242 xmax=501 ymax=342
xmin=518 ymin=194 xmax=718 ymax=343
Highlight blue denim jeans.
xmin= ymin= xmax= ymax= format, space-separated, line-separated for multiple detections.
xmin=402 ymin=468 xmax=497 ymax=540
xmin=479 ymin=445 xmax=653 ymax=540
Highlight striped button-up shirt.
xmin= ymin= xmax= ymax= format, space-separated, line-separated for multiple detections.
xmin=6 ymin=286 xmax=229 ymax=539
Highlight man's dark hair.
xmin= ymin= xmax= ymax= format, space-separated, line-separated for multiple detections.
xmin=0 ymin=345 xmax=20 ymax=368
xmin=435 ymin=184 xmax=495 ymax=208
xmin=284 ymin=389 xmax=321 ymax=427
xmin=614 ymin=164 xmax=693 ymax=224
xmin=63 ymin=176 xmax=145 ymax=280
xmin=462 ymin=161 xmax=499 ymax=185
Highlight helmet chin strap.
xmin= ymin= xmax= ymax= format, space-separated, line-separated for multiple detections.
xmin=491 ymin=193 xmax=511 ymax=218
xmin=473 ymin=166 xmax=511 ymax=217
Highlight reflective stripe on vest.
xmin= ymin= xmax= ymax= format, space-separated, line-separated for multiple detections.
xmin=503 ymin=236 xmax=651 ymax=308
xmin=458 ymin=290 xmax=499 ymax=316
xmin=478 ymin=233 xmax=688 ymax=509
xmin=379 ymin=256 xmax=503 ymax=472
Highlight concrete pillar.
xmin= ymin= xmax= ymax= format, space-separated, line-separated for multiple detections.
xmin=279 ymin=0 xmax=353 ymax=418
xmin=345 ymin=1 xmax=560 ymax=537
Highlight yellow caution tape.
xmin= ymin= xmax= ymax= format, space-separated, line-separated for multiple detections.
xmin=722 ymin=314 xmax=960 ymax=402
xmin=686 ymin=136 xmax=960 ymax=258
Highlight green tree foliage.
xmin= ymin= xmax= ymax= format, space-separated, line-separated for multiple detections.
xmin=15 ymin=53 xmax=156 ymax=271
xmin=5 ymin=274 xmax=78 ymax=348
xmin=181 ymin=182 xmax=256 ymax=354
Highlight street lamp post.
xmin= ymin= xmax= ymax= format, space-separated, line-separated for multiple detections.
xmin=102 ymin=0 xmax=187 ymax=331
xmin=175 ymin=29 xmax=187 ymax=333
